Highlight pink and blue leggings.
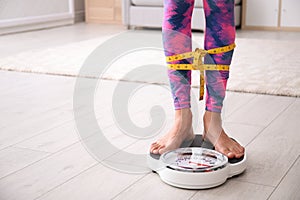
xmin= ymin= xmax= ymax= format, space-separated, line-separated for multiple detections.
xmin=163 ymin=0 xmax=235 ymax=113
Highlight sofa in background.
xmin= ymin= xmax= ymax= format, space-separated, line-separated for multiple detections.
xmin=122 ymin=0 xmax=242 ymax=30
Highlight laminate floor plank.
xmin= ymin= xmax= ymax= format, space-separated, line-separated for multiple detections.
xmin=226 ymin=95 xmax=294 ymax=126
xmin=36 ymin=164 xmax=144 ymax=200
xmin=235 ymin=98 xmax=299 ymax=187
xmin=0 ymin=72 xmax=75 ymax=128
xmin=13 ymin=121 xmax=84 ymax=153
xmin=268 ymin=156 xmax=300 ymax=200
xmin=0 ymin=106 xmax=75 ymax=150
xmin=223 ymin=92 xmax=257 ymax=119
xmin=190 ymin=180 xmax=274 ymax=200
xmin=0 ymin=143 xmax=97 ymax=200
xmin=0 ymin=147 xmax=49 ymax=179
xmin=113 ymin=173 xmax=197 ymax=200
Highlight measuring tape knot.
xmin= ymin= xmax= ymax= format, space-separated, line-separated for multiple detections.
xmin=166 ymin=43 xmax=235 ymax=101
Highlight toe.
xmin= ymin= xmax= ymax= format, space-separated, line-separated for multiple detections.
xmin=151 ymin=142 xmax=159 ymax=148
xmin=158 ymin=146 xmax=167 ymax=155
xmin=152 ymin=149 xmax=158 ymax=154
xmin=230 ymin=147 xmax=243 ymax=158
xmin=150 ymin=143 xmax=159 ymax=152
xmin=150 ymin=142 xmax=158 ymax=148
xmin=152 ymin=146 xmax=160 ymax=154
xmin=150 ymin=142 xmax=162 ymax=151
xmin=152 ymin=144 xmax=165 ymax=154
xmin=236 ymin=151 xmax=245 ymax=158
xmin=240 ymin=146 xmax=245 ymax=154
xmin=231 ymin=140 xmax=245 ymax=158
xmin=235 ymin=143 xmax=244 ymax=152
xmin=227 ymin=152 xmax=235 ymax=159
xmin=236 ymin=145 xmax=245 ymax=158
xmin=222 ymin=148 xmax=235 ymax=159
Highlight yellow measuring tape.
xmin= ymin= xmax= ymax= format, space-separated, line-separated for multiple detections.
xmin=166 ymin=43 xmax=235 ymax=100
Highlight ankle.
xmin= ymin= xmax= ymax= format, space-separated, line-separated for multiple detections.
xmin=203 ymin=111 xmax=223 ymax=142
xmin=175 ymin=108 xmax=192 ymax=121
xmin=173 ymin=108 xmax=193 ymax=132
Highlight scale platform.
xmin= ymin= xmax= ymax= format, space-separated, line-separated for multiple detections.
xmin=147 ymin=134 xmax=247 ymax=189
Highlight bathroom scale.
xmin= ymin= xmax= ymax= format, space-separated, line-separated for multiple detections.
xmin=147 ymin=134 xmax=247 ymax=189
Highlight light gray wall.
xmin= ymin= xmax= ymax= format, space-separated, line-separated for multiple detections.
xmin=0 ymin=0 xmax=77 ymax=34
xmin=0 ymin=0 xmax=70 ymax=20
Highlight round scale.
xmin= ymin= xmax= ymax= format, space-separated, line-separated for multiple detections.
xmin=147 ymin=135 xmax=247 ymax=189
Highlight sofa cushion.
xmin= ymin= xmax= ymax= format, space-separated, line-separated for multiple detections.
xmin=194 ymin=0 xmax=242 ymax=7
xmin=131 ymin=0 xmax=241 ymax=8
xmin=131 ymin=0 xmax=163 ymax=7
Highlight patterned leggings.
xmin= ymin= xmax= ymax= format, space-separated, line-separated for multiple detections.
xmin=163 ymin=0 xmax=235 ymax=113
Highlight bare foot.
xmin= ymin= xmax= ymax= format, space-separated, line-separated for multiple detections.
xmin=150 ymin=108 xmax=194 ymax=155
xmin=203 ymin=111 xmax=245 ymax=159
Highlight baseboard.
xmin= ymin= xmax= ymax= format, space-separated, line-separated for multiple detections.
xmin=74 ymin=10 xmax=85 ymax=23
xmin=0 ymin=13 xmax=74 ymax=35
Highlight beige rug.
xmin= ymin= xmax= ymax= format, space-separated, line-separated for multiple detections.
xmin=1 ymin=31 xmax=299 ymax=97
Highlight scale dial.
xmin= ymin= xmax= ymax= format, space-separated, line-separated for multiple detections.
xmin=161 ymin=147 xmax=228 ymax=172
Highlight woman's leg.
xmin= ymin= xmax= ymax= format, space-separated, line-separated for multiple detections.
xmin=163 ymin=0 xmax=194 ymax=110
xmin=203 ymin=0 xmax=244 ymax=158
xmin=204 ymin=0 xmax=235 ymax=112
xmin=150 ymin=0 xmax=195 ymax=154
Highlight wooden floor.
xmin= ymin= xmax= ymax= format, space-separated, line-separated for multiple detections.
xmin=0 ymin=24 xmax=300 ymax=200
